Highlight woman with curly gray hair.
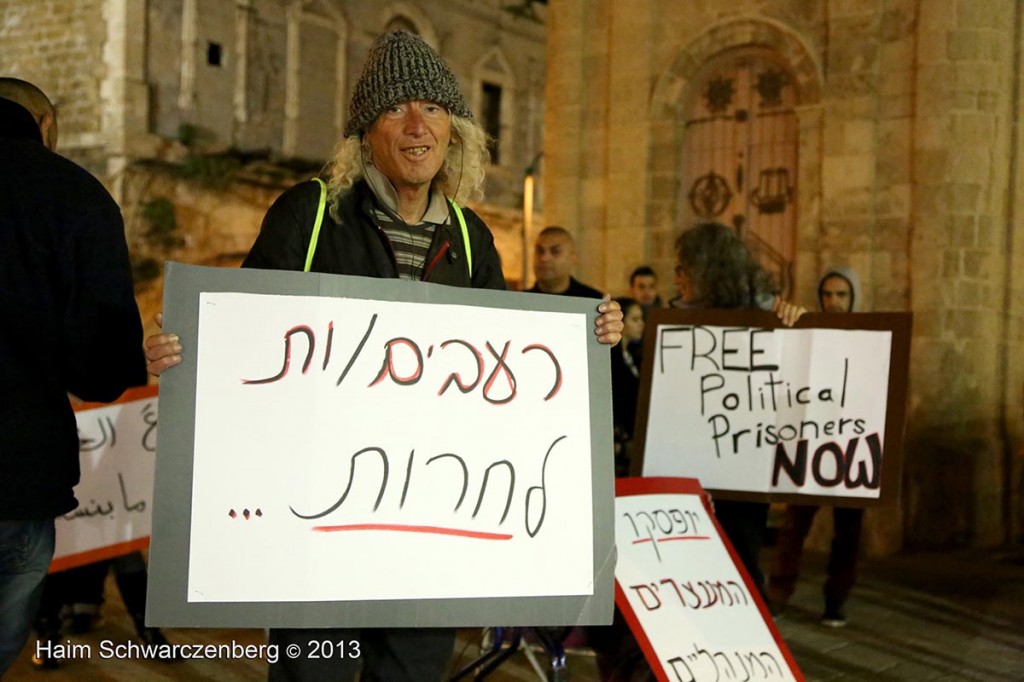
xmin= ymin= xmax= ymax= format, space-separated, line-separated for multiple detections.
xmin=673 ymin=221 xmax=804 ymax=598
xmin=673 ymin=222 xmax=778 ymax=309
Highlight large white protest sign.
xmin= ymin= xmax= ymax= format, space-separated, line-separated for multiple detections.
xmin=636 ymin=309 xmax=911 ymax=505
xmin=189 ymin=291 xmax=593 ymax=602
xmin=52 ymin=386 xmax=158 ymax=572
xmin=615 ymin=477 xmax=802 ymax=682
xmin=148 ymin=263 xmax=615 ymax=628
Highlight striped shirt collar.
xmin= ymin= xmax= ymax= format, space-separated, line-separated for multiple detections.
xmin=363 ymin=163 xmax=449 ymax=225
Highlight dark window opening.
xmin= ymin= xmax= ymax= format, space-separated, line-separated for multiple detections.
xmin=207 ymin=42 xmax=222 ymax=67
xmin=481 ymin=82 xmax=502 ymax=164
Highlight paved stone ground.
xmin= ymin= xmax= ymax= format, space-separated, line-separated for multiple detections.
xmin=6 ymin=547 xmax=1023 ymax=680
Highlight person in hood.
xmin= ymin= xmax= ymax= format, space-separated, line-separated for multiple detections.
xmin=767 ymin=266 xmax=864 ymax=627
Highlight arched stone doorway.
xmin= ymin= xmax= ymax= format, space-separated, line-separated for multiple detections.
xmin=649 ymin=19 xmax=823 ymax=299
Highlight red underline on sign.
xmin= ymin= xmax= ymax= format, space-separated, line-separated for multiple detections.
xmin=632 ymin=535 xmax=711 ymax=545
xmin=311 ymin=523 xmax=514 ymax=541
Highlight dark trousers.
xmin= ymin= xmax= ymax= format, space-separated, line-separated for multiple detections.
xmin=713 ymin=500 xmax=769 ymax=599
xmin=0 ymin=520 xmax=55 ymax=676
xmin=768 ymin=505 xmax=864 ymax=607
xmin=268 ymin=627 xmax=456 ymax=682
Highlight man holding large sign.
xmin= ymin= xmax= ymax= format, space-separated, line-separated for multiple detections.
xmin=767 ymin=267 xmax=872 ymax=627
xmin=144 ymin=31 xmax=622 ymax=682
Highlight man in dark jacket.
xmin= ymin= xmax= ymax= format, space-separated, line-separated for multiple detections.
xmin=529 ymin=226 xmax=605 ymax=298
xmin=144 ymin=32 xmax=622 ymax=682
xmin=0 ymin=78 xmax=146 ymax=675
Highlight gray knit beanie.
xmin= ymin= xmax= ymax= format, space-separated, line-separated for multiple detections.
xmin=344 ymin=31 xmax=472 ymax=138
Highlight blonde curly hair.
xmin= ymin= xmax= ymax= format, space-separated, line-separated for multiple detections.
xmin=323 ymin=115 xmax=490 ymax=222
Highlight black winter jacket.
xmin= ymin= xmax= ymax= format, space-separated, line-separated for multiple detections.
xmin=0 ymin=98 xmax=146 ymax=519
xmin=243 ymin=180 xmax=506 ymax=291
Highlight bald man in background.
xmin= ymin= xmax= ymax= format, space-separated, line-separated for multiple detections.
xmin=528 ymin=226 xmax=605 ymax=299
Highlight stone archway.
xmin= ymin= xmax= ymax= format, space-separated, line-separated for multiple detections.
xmin=646 ymin=18 xmax=823 ymax=293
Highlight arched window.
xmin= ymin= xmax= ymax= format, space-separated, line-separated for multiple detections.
xmin=472 ymin=47 xmax=516 ymax=167
xmin=386 ymin=15 xmax=418 ymax=34
xmin=681 ymin=48 xmax=799 ymax=295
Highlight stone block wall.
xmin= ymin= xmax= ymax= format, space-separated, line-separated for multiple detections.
xmin=544 ymin=0 xmax=1024 ymax=552
xmin=0 ymin=0 xmax=109 ymax=170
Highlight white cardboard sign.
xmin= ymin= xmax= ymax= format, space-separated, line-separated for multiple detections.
xmin=615 ymin=477 xmax=802 ymax=682
xmin=52 ymin=386 xmax=158 ymax=572
xmin=187 ymin=291 xmax=595 ymax=603
xmin=637 ymin=310 xmax=911 ymax=504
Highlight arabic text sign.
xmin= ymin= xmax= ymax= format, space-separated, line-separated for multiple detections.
xmin=637 ymin=310 xmax=911 ymax=504
xmin=52 ymin=386 xmax=158 ymax=572
xmin=615 ymin=477 xmax=802 ymax=682
xmin=188 ymin=290 xmax=594 ymax=603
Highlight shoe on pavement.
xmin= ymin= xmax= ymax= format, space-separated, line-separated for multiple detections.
xmin=821 ymin=604 xmax=847 ymax=628
xmin=767 ymin=600 xmax=787 ymax=620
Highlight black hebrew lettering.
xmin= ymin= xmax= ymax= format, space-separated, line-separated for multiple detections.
xmin=667 ymin=644 xmax=786 ymax=682
xmin=654 ymin=578 xmax=749 ymax=610
xmin=243 ymin=325 xmax=315 ymax=384
xmin=399 ymin=449 xmax=415 ymax=508
xmin=370 ymin=337 xmax=424 ymax=386
xmin=437 ymin=339 xmax=483 ymax=395
xmin=482 ymin=341 xmax=517 ymax=405
xmin=426 ymin=453 xmax=469 ymax=512
xmin=288 ymin=437 xmax=568 ymax=537
xmin=630 ymin=583 xmax=662 ymax=610
xmin=322 ymin=321 xmax=334 ymax=371
xmin=524 ymin=435 xmax=567 ymax=538
xmin=241 ymin=315 xmax=563 ymax=405
xmin=472 ymin=461 xmax=515 ymax=524
xmin=289 ymin=446 xmax=389 ymax=519
xmin=522 ymin=344 xmax=562 ymax=400
xmin=667 ymin=656 xmax=696 ymax=682
xmin=337 ymin=314 xmax=377 ymax=385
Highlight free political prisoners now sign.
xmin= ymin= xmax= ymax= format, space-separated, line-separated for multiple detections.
xmin=633 ymin=308 xmax=912 ymax=506
xmin=615 ymin=477 xmax=803 ymax=682
xmin=146 ymin=262 xmax=615 ymax=628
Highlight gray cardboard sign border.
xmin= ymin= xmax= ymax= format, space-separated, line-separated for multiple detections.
xmin=146 ymin=262 xmax=615 ymax=628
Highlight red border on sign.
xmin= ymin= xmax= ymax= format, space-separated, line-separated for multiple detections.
xmin=50 ymin=538 xmax=151 ymax=573
xmin=51 ymin=384 xmax=160 ymax=573
xmin=614 ymin=476 xmax=804 ymax=682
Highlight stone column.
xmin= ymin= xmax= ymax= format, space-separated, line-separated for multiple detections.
xmin=101 ymin=0 xmax=154 ymax=198
xmin=541 ymin=0 xmax=593 ymax=288
xmin=906 ymin=0 xmax=1017 ymax=547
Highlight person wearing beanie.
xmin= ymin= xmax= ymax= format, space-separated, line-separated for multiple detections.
xmin=143 ymin=30 xmax=623 ymax=682
xmin=767 ymin=266 xmax=865 ymax=628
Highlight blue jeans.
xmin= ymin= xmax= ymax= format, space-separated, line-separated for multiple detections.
xmin=0 ymin=520 xmax=55 ymax=677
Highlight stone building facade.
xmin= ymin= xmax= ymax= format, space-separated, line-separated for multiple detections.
xmin=4 ymin=0 xmax=1021 ymax=555
xmin=543 ymin=0 xmax=1023 ymax=553
xmin=0 ymin=0 xmax=547 ymax=287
